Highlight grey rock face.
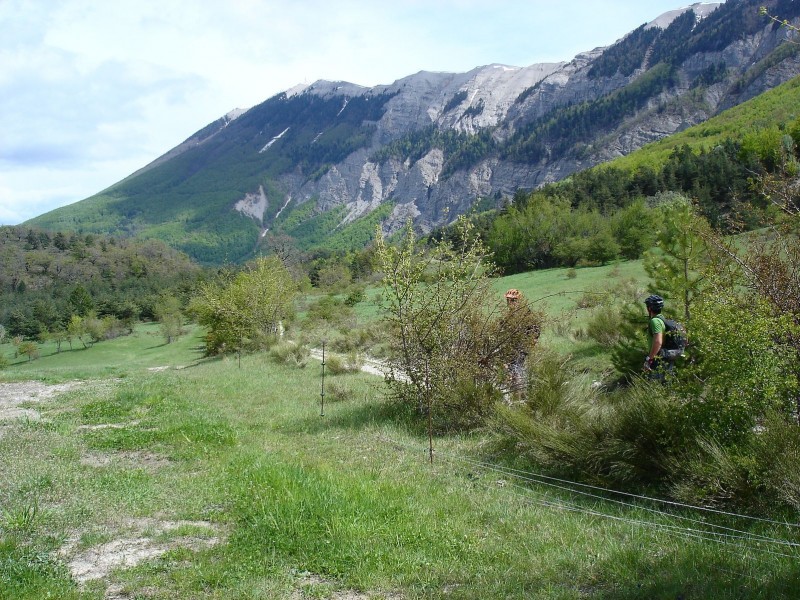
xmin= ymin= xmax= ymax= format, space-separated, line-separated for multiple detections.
xmin=223 ymin=4 xmax=798 ymax=236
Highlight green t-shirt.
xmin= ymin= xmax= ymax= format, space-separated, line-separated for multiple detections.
xmin=648 ymin=314 xmax=665 ymax=345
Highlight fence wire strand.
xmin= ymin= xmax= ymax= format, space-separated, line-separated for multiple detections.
xmin=437 ymin=451 xmax=800 ymax=550
xmin=382 ymin=436 xmax=800 ymax=562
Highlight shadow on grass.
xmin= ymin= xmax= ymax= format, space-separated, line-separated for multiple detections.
xmin=287 ymin=388 xmax=427 ymax=437
xmin=178 ymin=354 xmax=226 ymax=370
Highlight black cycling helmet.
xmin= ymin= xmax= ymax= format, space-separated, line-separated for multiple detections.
xmin=644 ymin=294 xmax=664 ymax=311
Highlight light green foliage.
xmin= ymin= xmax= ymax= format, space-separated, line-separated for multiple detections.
xmin=490 ymin=194 xmax=624 ymax=270
xmin=611 ymin=199 xmax=655 ymax=259
xmin=677 ymin=290 xmax=798 ymax=443
xmin=488 ymin=193 xmax=571 ymax=271
xmin=82 ymin=313 xmax=107 ymax=344
xmin=643 ymin=196 xmax=711 ymax=323
xmin=17 ymin=340 xmax=39 ymax=362
xmin=304 ymin=294 xmax=356 ymax=328
xmin=740 ymin=126 xmax=786 ymax=172
xmin=315 ymin=263 xmax=352 ymax=292
xmin=377 ymin=218 xmax=541 ymax=428
xmin=190 ymin=256 xmax=296 ymax=356
xmin=789 ymin=116 xmax=800 ymax=151
xmin=154 ymin=294 xmax=184 ymax=344
xmin=612 ymin=77 xmax=800 ymax=172
xmin=66 ymin=315 xmax=86 ymax=349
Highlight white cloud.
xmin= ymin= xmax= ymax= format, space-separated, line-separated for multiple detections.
xmin=0 ymin=0 xmax=704 ymax=225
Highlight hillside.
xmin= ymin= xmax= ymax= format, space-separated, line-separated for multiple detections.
xmin=26 ymin=0 xmax=800 ymax=264
xmin=609 ymin=74 xmax=800 ymax=171
xmin=0 ymin=226 xmax=199 ymax=338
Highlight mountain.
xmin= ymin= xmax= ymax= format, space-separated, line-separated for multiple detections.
xmin=27 ymin=0 xmax=800 ymax=264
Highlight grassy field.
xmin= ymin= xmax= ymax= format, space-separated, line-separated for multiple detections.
xmin=3 ymin=268 xmax=800 ymax=599
xmin=0 ymin=322 xmax=205 ymax=382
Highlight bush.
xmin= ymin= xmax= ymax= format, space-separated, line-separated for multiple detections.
xmin=305 ymin=295 xmax=355 ymax=326
xmin=323 ymin=381 xmax=353 ymax=403
xmin=670 ymin=413 xmax=800 ymax=511
xmin=101 ymin=316 xmax=128 ymax=340
xmin=586 ymin=305 xmax=625 ymax=347
xmin=377 ymin=217 xmax=543 ymax=429
xmin=492 ymin=353 xmax=687 ymax=486
xmin=243 ymin=331 xmax=278 ymax=353
xmin=435 ymin=379 xmax=503 ymax=432
xmin=552 ymin=310 xmax=577 ymax=338
xmin=324 ymin=352 xmax=363 ymax=375
xmin=330 ymin=324 xmax=385 ymax=354
xmin=585 ymin=382 xmax=688 ymax=485
xmin=673 ymin=293 xmax=798 ymax=445
xmin=490 ymin=352 xmax=599 ymax=475
xmin=575 ymin=288 xmax=609 ymax=309
xmin=344 ymin=286 xmax=366 ymax=306
xmin=324 ymin=354 xmax=347 ymax=375
xmin=268 ymin=342 xmax=310 ymax=368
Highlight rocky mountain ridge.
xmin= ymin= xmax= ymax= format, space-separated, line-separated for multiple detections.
xmin=28 ymin=0 xmax=800 ymax=264
xmin=266 ymin=0 xmax=798 ymax=234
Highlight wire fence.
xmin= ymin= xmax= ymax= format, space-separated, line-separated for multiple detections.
xmin=375 ymin=435 xmax=800 ymax=564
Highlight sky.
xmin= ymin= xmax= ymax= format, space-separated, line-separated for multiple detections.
xmin=0 ymin=0 xmax=708 ymax=225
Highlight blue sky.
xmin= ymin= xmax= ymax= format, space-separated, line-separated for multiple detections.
xmin=0 ymin=1 xmax=716 ymax=225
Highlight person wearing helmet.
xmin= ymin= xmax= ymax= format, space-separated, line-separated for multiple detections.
xmin=643 ymin=294 xmax=668 ymax=380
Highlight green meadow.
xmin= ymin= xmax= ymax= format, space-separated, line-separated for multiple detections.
xmin=2 ymin=264 xmax=800 ymax=599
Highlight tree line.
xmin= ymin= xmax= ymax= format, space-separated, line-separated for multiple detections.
xmin=0 ymin=227 xmax=199 ymax=348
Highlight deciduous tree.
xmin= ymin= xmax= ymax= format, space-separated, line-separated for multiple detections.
xmin=190 ymin=256 xmax=296 ymax=362
xmin=376 ymin=218 xmax=542 ymax=435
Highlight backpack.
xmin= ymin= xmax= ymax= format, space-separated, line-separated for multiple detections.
xmin=657 ymin=316 xmax=687 ymax=360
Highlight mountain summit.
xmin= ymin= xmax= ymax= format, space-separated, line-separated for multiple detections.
xmin=28 ymin=0 xmax=800 ymax=264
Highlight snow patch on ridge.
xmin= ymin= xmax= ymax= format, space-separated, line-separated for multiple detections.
xmin=259 ymin=127 xmax=290 ymax=153
xmin=224 ymin=108 xmax=247 ymax=123
xmin=645 ymin=2 xmax=722 ymax=30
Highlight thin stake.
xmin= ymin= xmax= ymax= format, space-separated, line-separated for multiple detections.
xmin=320 ymin=340 xmax=326 ymax=417
xmin=426 ymin=363 xmax=433 ymax=464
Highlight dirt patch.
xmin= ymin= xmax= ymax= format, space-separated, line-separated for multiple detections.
xmin=59 ymin=517 xmax=224 ymax=586
xmin=76 ymin=420 xmax=142 ymax=431
xmin=292 ymin=573 xmax=404 ymax=600
xmin=0 ymin=381 xmax=82 ymax=422
xmin=80 ymin=450 xmax=172 ymax=471
xmin=0 ymin=406 xmax=41 ymax=421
